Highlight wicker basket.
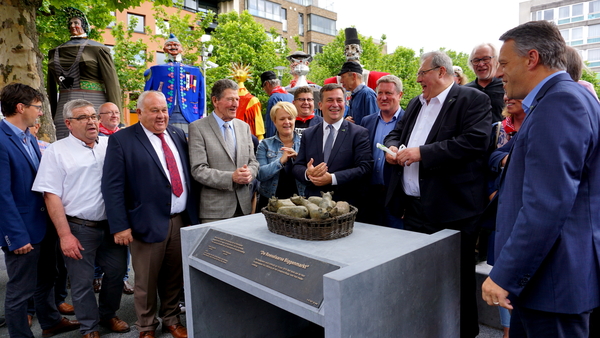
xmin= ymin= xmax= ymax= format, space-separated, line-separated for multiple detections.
xmin=261 ymin=205 xmax=357 ymax=241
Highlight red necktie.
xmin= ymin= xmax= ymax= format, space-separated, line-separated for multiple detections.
xmin=155 ymin=133 xmax=183 ymax=197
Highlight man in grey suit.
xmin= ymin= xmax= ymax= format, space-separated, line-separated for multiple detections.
xmin=189 ymin=79 xmax=259 ymax=223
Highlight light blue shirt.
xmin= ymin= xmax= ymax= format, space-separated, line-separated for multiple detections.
xmin=522 ymin=71 xmax=566 ymax=115
xmin=212 ymin=112 xmax=237 ymax=148
xmin=3 ymin=119 xmax=39 ymax=168
xmin=372 ymin=108 xmax=403 ymax=185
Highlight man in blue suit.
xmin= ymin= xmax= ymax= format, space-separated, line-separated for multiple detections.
xmin=482 ymin=21 xmax=600 ymax=338
xmin=102 ymin=91 xmax=199 ymax=338
xmin=292 ymin=83 xmax=372 ymax=219
xmin=360 ymin=75 xmax=404 ymax=228
xmin=0 ymin=83 xmax=80 ymax=338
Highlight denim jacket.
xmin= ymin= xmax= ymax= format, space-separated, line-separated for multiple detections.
xmin=257 ymin=132 xmax=306 ymax=198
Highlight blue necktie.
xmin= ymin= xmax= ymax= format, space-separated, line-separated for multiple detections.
xmin=323 ymin=124 xmax=334 ymax=163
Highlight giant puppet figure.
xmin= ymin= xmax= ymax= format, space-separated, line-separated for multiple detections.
xmin=324 ymin=28 xmax=389 ymax=91
xmin=47 ymin=7 xmax=122 ymax=140
xmin=231 ymin=63 xmax=265 ymax=140
xmin=144 ymin=34 xmax=204 ymax=133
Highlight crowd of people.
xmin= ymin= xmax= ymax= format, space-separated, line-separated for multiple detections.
xmin=2 ymin=19 xmax=600 ymax=338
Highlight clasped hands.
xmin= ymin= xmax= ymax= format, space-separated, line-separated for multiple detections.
xmin=233 ymin=164 xmax=253 ymax=185
xmin=306 ymin=158 xmax=332 ymax=186
xmin=385 ymin=146 xmax=421 ymax=167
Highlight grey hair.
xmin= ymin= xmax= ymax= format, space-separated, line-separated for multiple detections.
xmin=265 ymin=78 xmax=281 ymax=87
xmin=421 ymin=51 xmax=453 ymax=78
xmin=468 ymin=43 xmax=499 ymax=72
xmin=211 ymin=79 xmax=239 ymax=100
xmin=499 ymin=21 xmax=566 ymax=70
xmin=63 ymin=99 xmax=94 ymax=119
xmin=137 ymin=91 xmax=167 ymax=110
xmin=376 ymin=75 xmax=403 ymax=93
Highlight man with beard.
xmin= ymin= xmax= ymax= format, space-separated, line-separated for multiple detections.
xmin=465 ymin=43 xmax=504 ymax=122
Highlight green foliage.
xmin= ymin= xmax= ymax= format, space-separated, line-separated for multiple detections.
xmin=580 ymin=66 xmax=600 ymax=98
xmin=442 ymin=48 xmax=475 ymax=83
xmin=110 ymin=19 xmax=152 ymax=110
xmin=209 ymin=10 xmax=290 ymax=112
xmin=151 ymin=4 xmax=215 ymax=67
xmin=380 ymin=46 xmax=420 ymax=108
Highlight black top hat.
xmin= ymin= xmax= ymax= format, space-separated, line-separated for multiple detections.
xmin=260 ymin=71 xmax=277 ymax=87
xmin=338 ymin=61 xmax=363 ymax=76
xmin=345 ymin=28 xmax=361 ymax=46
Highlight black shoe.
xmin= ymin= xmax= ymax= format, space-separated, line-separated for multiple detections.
xmin=0 ymin=317 xmax=6 ymax=327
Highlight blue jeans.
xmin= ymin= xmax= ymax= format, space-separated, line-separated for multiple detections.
xmin=63 ymin=221 xmax=127 ymax=334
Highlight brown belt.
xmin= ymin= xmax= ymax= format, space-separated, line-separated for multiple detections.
xmin=170 ymin=212 xmax=182 ymax=219
xmin=66 ymin=216 xmax=108 ymax=228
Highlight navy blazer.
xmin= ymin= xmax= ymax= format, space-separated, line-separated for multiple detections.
xmin=384 ymin=84 xmax=492 ymax=224
xmin=102 ymin=123 xmax=199 ymax=243
xmin=490 ymin=73 xmax=600 ymax=313
xmin=0 ymin=121 xmax=47 ymax=250
xmin=292 ymin=120 xmax=373 ymax=205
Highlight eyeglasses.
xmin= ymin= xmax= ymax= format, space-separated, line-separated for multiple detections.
xmin=68 ymin=114 xmax=98 ymax=122
xmin=295 ymin=98 xmax=314 ymax=102
xmin=100 ymin=111 xmax=120 ymax=116
xmin=470 ymin=56 xmax=495 ymax=65
xmin=23 ymin=103 xmax=43 ymax=112
xmin=416 ymin=67 xmax=440 ymax=77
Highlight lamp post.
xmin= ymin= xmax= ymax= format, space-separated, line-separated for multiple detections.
xmin=201 ymin=35 xmax=218 ymax=116
xmin=274 ymin=66 xmax=286 ymax=81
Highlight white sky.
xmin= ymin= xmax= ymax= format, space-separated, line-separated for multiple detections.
xmin=334 ymin=0 xmax=525 ymax=55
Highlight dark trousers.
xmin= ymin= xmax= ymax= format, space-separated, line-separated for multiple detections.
xmin=3 ymin=226 xmax=62 ymax=338
xmin=363 ymin=184 xmax=404 ymax=228
xmin=510 ymin=305 xmax=590 ymax=338
xmin=130 ymin=215 xmax=184 ymax=331
xmin=404 ymin=196 xmax=479 ymax=338
xmin=64 ymin=221 xmax=127 ymax=335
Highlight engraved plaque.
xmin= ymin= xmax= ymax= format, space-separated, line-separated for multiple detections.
xmin=193 ymin=229 xmax=340 ymax=308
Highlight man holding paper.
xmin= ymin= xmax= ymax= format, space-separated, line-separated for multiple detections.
xmin=383 ymin=51 xmax=491 ymax=338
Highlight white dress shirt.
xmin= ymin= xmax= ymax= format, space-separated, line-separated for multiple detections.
xmin=141 ymin=124 xmax=188 ymax=214
xmin=32 ymin=134 xmax=108 ymax=221
xmin=403 ymin=82 xmax=454 ymax=197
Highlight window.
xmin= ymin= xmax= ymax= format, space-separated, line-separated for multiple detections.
xmin=247 ymin=0 xmax=282 ymax=22
xmin=591 ymin=1 xmax=600 ymax=19
xmin=589 ymin=24 xmax=600 ymax=43
xmin=561 ymin=27 xmax=584 ymax=46
xmin=156 ymin=52 xmax=167 ymax=64
xmin=298 ymin=13 xmax=304 ymax=36
xmin=107 ymin=11 xmax=116 ymax=28
xmin=156 ymin=20 xmax=169 ymax=36
xmin=308 ymin=14 xmax=336 ymax=35
xmin=281 ymin=8 xmax=287 ymax=31
xmin=588 ymin=48 xmax=600 ymax=67
xmin=534 ymin=9 xmax=554 ymax=21
xmin=308 ymin=42 xmax=324 ymax=56
xmin=127 ymin=13 xmax=145 ymax=34
xmin=558 ymin=3 xmax=584 ymax=24
xmin=183 ymin=0 xmax=218 ymax=13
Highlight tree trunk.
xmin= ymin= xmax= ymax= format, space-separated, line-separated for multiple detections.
xmin=0 ymin=0 xmax=55 ymax=142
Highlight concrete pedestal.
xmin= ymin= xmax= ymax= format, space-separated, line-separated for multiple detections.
xmin=181 ymin=214 xmax=460 ymax=338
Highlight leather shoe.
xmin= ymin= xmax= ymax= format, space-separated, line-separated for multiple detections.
xmin=139 ymin=331 xmax=155 ymax=338
xmin=82 ymin=331 xmax=99 ymax=338
xmin=162 ymin=323 xmax=188 ymax=338
xmin=57 ymin=302 xmax=75 ymax=315
xmin=123 ymin=280 xmax=134 ymax=294
xmin=27 ymin=314 xmax=33 ymax=327
xmin=42 ymin=317 xmax=80 ymax=338
xmin=100 ymin=316 xmax=130 ymax=333
xmin=93 ymin=277 xmax=102 ymax=293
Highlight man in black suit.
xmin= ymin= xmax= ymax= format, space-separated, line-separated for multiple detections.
xmin=384 ymin=51 xmax=492 ymax=338
xmin=102 ymin=91 xmax=199 ymax=338
xmin=292 ymin=83 xmax=372 ymax=219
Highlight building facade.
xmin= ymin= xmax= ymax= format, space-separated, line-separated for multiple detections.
xmin=520 ymin=0 xmax=600 ymax=73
